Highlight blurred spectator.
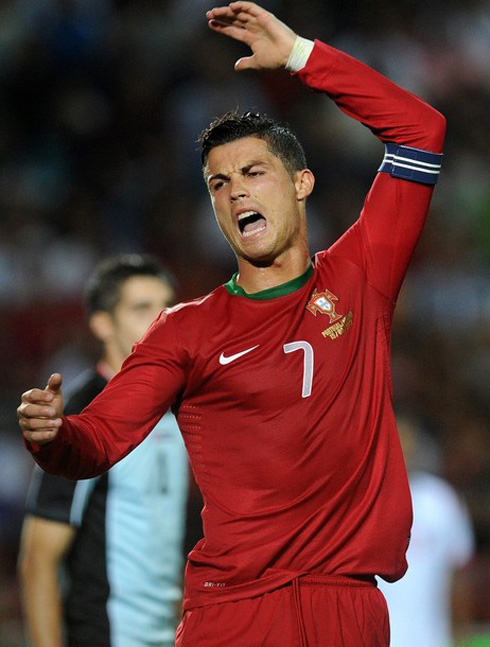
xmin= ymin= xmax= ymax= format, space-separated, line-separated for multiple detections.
xmin=18 ymin=253 xmax=188 ymax=647
xmin=378 ymin=414 xmax=475 ymax=647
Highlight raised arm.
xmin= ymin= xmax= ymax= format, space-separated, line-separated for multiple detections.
xmin=297 ymin=41 xmax=445 ymax=299
xmin=207 ymin=1 xmax=446 ymax=301
xmin=206 ymin=1 xmax=445 ymax=150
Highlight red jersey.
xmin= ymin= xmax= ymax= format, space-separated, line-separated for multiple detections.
xmin=28 ymin=41 xmax=445 ymax=610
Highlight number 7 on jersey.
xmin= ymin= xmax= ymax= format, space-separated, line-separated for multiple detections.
xmin=283 ymin=341 xmax=314 ymax=398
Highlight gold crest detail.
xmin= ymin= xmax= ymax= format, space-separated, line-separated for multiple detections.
xmin=322 ymin=311 xmax=353 ymax=340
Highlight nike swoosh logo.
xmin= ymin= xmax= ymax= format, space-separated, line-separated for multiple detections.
xmin=219 ymin=345 xmax=259 ymax=365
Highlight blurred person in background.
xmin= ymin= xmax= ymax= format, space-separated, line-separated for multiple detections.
xmin=17 ymin=2 xmax=446 ymax=645
xmin=378 ymin=413 xmax=475 ymax=647
xmin=18 ymin=254 xmax=189 ymax=647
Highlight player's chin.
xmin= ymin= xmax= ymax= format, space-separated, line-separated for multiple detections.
xmin=238 ymin=247 xmax=278 ymax=267
xmin=227 ymin=234 xmax=275 ymax=266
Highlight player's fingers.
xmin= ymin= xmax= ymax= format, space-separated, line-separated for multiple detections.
xmin=17 ymin=401 xmax=58 ymax=420
xmin=207 ymin=18 xmax=244 ymax=31
xmin=234 ymin=55 xmax=259 ymax=71
xmin=206 ymin=10 xmax=260 ymax=32
xmin=22 ymin=429 xmax=59 ymax=445
xmin=208 ymin=5 xmax=257 ymax=23
xmin=20 ymin=387 xmax=55 ymax=405
xmin=231 ymin=11 xmax=255 ymax=25
xmin=207 ymin=20 xmax=253 ymax=45
xmin=46 ymin=373 xmax=63 ymax=394
xmin=228 ymin=2 xmax=266 ymax=18
xmin=206 ymin=6 xmax=238 ymax=22
xmin=206 ymin=4 xmax=263 ymax=28
xmin=19 ymin=411 xmax=62 ymax=447
xmin=19 ymin=415 xmax=62 ymax=432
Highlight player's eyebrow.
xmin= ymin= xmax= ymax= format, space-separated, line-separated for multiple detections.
xmin=242 ymin=161 xmax=269 ymax=173
xmin=207 ymin=172 xmax=229 ymax=186
xmin=207 ymin=160 xmax=269 ymax=185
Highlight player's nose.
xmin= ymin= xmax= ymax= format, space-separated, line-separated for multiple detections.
xmin=229 ymin=175 xmax=250 ymax=200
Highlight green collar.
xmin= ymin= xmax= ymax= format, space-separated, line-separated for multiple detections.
xmin=224 ymin=264 xmax=313 ymax=300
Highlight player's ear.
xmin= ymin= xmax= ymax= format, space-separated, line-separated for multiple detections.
xmin=89 ymin=311 xmax=116 ymax=344
xmin=294 ymin=169 xmax=315 ymax=201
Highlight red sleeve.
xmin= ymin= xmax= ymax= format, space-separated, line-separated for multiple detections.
xmin=26 ymin=310 xmax=188 ymax=478
xmin=296 ymin=40 xmax=446 ymax=300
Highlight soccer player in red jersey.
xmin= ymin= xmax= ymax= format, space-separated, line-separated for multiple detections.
xmin=18 ymin=3 xmax=446 ymax=645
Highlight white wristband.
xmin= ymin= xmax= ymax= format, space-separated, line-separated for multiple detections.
xmin=285 ymin=36 xmax=315 ymax=72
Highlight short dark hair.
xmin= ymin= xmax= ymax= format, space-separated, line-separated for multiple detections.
xmin=198 ymin=110 xmax=307 ymax=176
xmin=84 ymin=253 xmax=175 ymax=316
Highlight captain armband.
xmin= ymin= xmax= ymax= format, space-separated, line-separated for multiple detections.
xmin=378 ymin=143 xmax=443 ymax=185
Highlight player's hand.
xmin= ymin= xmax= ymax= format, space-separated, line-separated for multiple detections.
xmin=17 ymin=373 xmax=64 ymax=445
xmin=206 ymin=1 xmax=297 ymax=71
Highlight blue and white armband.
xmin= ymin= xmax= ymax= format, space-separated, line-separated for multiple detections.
xmin=378 ymin=143 xmax=443 ymax=185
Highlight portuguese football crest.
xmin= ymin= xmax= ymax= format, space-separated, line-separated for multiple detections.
xmin=306 ymin=289 xmax=343 ymax=323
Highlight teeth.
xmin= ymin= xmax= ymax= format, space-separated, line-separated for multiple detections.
xmin=243 ymin=225 xmax=266 ymax=237
xmin=238 ymin=211 xmax=257 ymax=221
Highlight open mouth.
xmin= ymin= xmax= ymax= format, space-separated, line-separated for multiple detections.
xmin=238 ymin=211 xmax=267 ymax=237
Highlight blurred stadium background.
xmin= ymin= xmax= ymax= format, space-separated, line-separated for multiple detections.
xmin=0 ymin=0 xmax=489 ymax=644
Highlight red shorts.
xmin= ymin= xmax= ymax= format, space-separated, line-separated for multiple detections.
xmin=176 ymin=574 xmax=389 ymax=647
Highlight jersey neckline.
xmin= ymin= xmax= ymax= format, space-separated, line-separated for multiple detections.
xmin=224 ymin=264 xmax=314 ymax=300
